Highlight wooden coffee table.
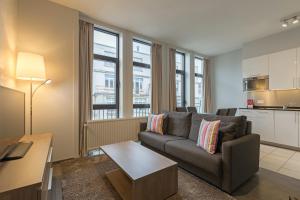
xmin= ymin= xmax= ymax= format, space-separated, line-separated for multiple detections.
xmin=101 ymin=141 xmax=178 ymax=200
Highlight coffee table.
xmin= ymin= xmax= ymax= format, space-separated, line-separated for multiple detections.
xmin=101 ymin=141 xmax=178 ymax=200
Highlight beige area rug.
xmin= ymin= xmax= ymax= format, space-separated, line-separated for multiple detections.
xmin=53 ymin=156 xmax=235 ymax=200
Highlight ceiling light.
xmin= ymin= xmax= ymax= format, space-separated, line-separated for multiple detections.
xmin=292 ymin=17 xmax=299 ymax=24
xmin=282 ymin=22 xmax=288 ymax=28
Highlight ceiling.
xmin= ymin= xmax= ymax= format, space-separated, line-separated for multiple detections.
xmin=50 ymin=0 xmax=300 ymax=56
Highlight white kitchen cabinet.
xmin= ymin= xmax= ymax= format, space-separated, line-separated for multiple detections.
xmin=269 ymin=48 xmax=297 ymax=90
xmin=242 ymin=55 xmax=269 ymax=78
xmin=252 ymin=110 xmax=275 ymax=142
xmin=238 ymin=109 xmax=275 ymax=142
xmin=274 ymin=111 xmax=298 ymax=147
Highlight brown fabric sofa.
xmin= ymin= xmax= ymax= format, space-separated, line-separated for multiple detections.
xmin=138 ymin=112 xmax=260 ymax=193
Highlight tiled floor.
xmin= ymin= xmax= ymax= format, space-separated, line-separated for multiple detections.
xmin=260 ymin=144 xmax=300 ymax=180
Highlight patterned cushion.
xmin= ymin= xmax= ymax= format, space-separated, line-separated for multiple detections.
xmin=196 ymin=119 xmax=221 ymax=154
xmin=146 ymin=114 xmax=165 ymax=135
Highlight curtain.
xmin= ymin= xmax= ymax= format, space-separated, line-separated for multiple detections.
xmin=203 ymin=58 xmax=212 ymax=113
xmin=168 ymin=48 xmax=177 ymax=111
xmin=151 ymin=43 xmax=162 ymax=114
xmin=79 ymin=20 xmax=94 ymax=156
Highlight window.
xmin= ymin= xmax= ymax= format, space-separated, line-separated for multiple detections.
xmin=175 ymin=52 xmax=185 ymax=107
xmin=132 ymin=39 xmax=151 ymax=117
xmin=92 ymin=28 xmax=119 ymax=120
xmin=195 ymin=57 xmax=204 ymax=113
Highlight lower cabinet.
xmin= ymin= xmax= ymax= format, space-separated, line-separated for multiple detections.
xmin=253 ymin=110 xmax=275 ymax=142
xmin=274 ymin=111 xmax=299 ymax=147
xmin=239 ymin=109 xmax=300 ymax=147
xmin=239 ymin=109 xmax=275 ymax=142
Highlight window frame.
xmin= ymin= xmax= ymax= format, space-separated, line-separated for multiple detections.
xmin=92 ymin=27 xmax=120 ymax=118
xmin=194 ymin=56 xmax=204 ymax=112
xmin=132 ymin=39 xmax=152 ymax=116
xmin=175 ymin=51 xmax=186 ymax=107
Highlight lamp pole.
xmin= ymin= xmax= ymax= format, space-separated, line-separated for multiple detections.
xmin=30 ymin=80 xmax=33 ymax=135
xmin=29 ymin=79 xmax=51 ymax=135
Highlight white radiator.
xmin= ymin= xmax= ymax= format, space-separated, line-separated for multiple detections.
xmin=85 ymin=117 xmax=147 ymax=151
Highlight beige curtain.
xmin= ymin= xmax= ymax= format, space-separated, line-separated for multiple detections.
xmin=168 ymin=48 xmax=177 ymax=111
xmin=203 ymin=58 xmax=212 ymax=113
xmin=79 ymin=20 xmax=94 ymax=156
xmin=151 ymin=43 xmax=162 ymax=114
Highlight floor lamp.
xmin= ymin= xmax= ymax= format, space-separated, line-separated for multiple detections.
xmin=16 ymin=52 xmax=51 ymax=135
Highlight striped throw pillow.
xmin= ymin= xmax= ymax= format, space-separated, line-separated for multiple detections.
xmin=146 ymin=114 xmax=165 ymax=135
xmin=197 ymin=119 xmax=221 ymax=154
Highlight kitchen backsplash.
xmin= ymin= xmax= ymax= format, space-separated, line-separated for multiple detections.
xmin=245 ymin=90 xmax=300 ymax=107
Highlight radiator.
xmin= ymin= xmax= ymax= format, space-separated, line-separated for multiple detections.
xmin=85 ymin=117 xmax=147 ymax=151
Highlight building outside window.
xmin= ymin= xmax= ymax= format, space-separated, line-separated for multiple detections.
xmin=175 ymin=52 xmax=185 ymax=107
xmin=195 ymin=57 xmax=204 ymax=113
xmin=132 ymin=39 xmax=151 ymax=117
xmin=92 ymin=28 xmax=119 ymax=120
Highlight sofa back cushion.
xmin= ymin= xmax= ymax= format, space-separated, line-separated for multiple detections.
xmin=189 ymin=113 xmax=247 ymax=142
xmin=166 ymin=112 xmax=192 ymax=138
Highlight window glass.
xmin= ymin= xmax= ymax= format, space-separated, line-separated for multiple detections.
xmin=133 ymin=41 xmax=151 ymax=64
xmin=92 ymin=28 xmax=119 ymax=120
xmin=175 ymin=52 xmax=185 ymax=107
xmin=132 ymin=40 xmax=151 ymax=117
xmin=94 ymin=30 xmax=118 ymax=58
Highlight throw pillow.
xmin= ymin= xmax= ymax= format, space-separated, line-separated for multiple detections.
xmin=197 ymin=119 xmax=221 ymax=154
xmin=146 ymin=114 xmax=165 ymax=135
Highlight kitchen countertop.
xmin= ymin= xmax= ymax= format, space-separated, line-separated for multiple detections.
xmin=239 ymin=106 xmax=300 ymax=111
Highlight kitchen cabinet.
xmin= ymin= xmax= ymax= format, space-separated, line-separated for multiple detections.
xmin=274 ymin=111 xmax=298 ymax=147
xmin=242 ymin=55 xmax=269 ymax=78
xmin=269 ymin=48 xmax=297 ymax=90
xmin=239 ymin=109 xmax=275 ymax=142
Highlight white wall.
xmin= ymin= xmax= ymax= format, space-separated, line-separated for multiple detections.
xmin=210 ymin=49 xmax=244 ymax=112
xmin=17 ymin=0 xmax=79 ymax=161
xmin=0 ymin=0 xmax=18 ymax=88
xmin=243 ymin=26 xmax=300 ymax=59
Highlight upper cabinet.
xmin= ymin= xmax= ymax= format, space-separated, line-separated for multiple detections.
xmin=242 ymin=55 xmax=269 ymax=78
xmin=269 ymin=48 xmax=297 ymax=90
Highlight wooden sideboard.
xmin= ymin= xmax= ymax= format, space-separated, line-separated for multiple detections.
xmin=0 ymin=133 xmax=53 ymax=200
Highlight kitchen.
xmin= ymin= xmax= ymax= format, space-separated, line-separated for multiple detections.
xmin=239 ymin=48 xmax=300 ymax=149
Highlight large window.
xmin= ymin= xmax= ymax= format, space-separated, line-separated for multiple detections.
xmin=92 ymin=28 xmax=119 ymax=120
xmin=175 ymin=52 xmax=185 ymax=107
xmin=132 ymin=39 xmax=151 ymax=117
xmin=195 ymin=57 xmax=204 ymax=113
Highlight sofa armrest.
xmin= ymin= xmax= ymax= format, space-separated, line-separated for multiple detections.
xmin=140 ymin=122 xmax=147 ymax=132
xmin=221 ymin=134 xmax=260 ymax=193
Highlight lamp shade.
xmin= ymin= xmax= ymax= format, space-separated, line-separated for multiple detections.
xmin=16 ymin=52 xmax=46 ymax=81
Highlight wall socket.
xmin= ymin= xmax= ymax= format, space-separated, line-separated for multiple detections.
xmin=256 ymin=99 xmax=265 ymax=104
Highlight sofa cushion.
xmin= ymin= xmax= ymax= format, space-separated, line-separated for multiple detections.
xmin=165 ymin=139 xmax=222 ymax=177
xmin=189 ymin=113 xmax=247 ymax=141
xmin=138 ymin=131 xmax=185 ymax=152
xmin=197 ymin=119 xmax=221 ymax=154
xmin=146 ymin=114 xmax=165 ymax=135
xmin=166 ymin=112 xmax=192 ymax=138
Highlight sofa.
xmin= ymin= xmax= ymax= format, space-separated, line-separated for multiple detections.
xmin=138 ymin=112 xmax=260 ymax=193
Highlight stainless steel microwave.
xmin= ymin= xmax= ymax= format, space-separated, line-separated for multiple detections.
xmin=243 ymin=76 xmax=269 ymax=91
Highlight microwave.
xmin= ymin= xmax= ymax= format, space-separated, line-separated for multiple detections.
xmin=243 ymin=76 xmax=269 ymax=91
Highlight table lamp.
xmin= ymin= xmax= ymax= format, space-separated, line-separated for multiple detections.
xmin=16 ymin=52 xmax=52 ymax=135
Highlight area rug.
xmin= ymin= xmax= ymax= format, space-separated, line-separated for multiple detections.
xmin=53 ymin=155 xmax=235 ymax=200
